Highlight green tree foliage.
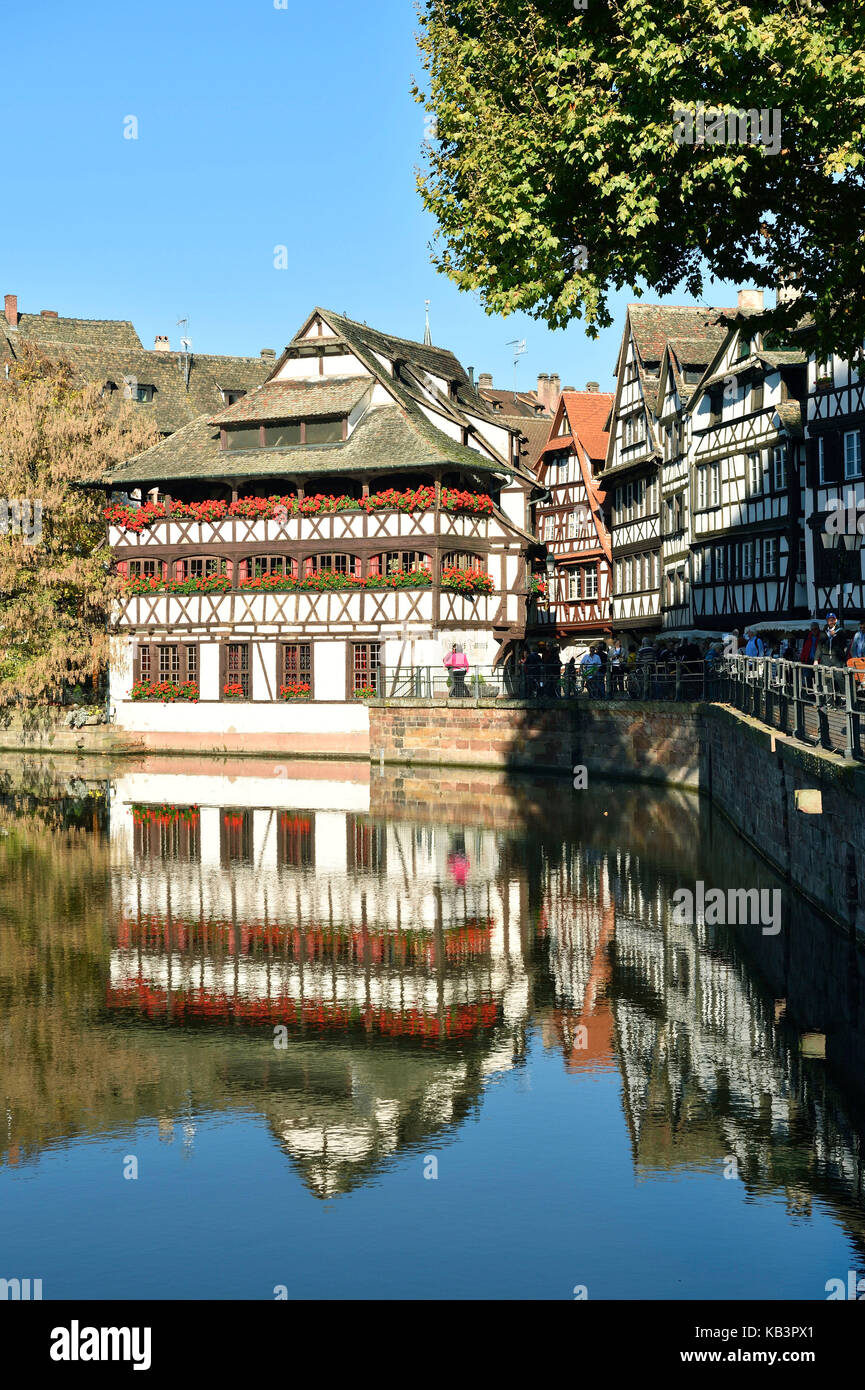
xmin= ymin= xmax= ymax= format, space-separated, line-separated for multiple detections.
xmin=0 ymin=346 xmax=157 ymax=706
xmin=414 ymin=0 xmax=865 ymax=356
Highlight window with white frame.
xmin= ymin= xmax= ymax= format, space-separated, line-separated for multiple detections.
xmin=763 ymin=536 xmax=778 ymax=576
xmin=703 ymin=547 xmax=712 ymax=583
xmin=817 ymin=436 xmax=827 ymax=485
xmin=567 ymin=569 xmax=580 ymax=600
xmin=844 ymin=430 xmax=862 ymax=479
xmin=715 ymin=546 xmax=726 ymax=581
xmin=748 ymin=451 xmax=762 ymax=496
xmin=710 ymin=462 xmax=720 ymax=507
xmin=697 ymin=466 xmax=707 ymax=511
xmin=742 ymin=540 xmax=753 ymax=579
xmin=772 ymin=444 xmax=788 ymax=491
xmin=567 ymin=509 xmax=577 ymax=539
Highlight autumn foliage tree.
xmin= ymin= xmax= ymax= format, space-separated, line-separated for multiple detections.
xmin=415 ymin=0 xmax=865 ymax=357
xmin=0 ymin=346 xmax=157 ymax=707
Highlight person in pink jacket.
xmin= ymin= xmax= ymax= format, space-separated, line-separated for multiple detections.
xmin=443 ymin=642 xmax=469 ymax=697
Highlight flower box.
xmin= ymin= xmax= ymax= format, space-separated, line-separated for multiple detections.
xmin=222 ymin=684 xmax=247 ymax=701
xmin=107 ymin=487 xmax=494 ymax=534
xmin=279 ymin=683 xmax=311 ymax=701
xmin=353 ymin=685 xmax=378 ymax=701
xmin=130 ymin=680 xmax=199 ymax=703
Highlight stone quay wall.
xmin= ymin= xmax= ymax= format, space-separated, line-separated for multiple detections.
xmin=368 ymin=697 xmax=865 ymax=935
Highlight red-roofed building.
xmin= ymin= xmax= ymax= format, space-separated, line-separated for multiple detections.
xmin=533 ymin=385 xmax=614 ymax=648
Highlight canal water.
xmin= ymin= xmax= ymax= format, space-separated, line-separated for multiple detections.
xmin=0 ymin=754 xmax=863 ymax=1301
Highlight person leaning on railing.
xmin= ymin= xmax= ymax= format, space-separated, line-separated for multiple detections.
xmin=818 ymin=612 xmax=850 ymax=701
xmin=443 ymin=642 xmax=469 ymax=698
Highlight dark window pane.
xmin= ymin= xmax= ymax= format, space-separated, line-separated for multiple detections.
xmin=224 ymin=427 xmax=262 ymax=451
xmin=305 ymin=418 xmax=343 ymax=444
xmin=264 ymin=423 xmax=302 ymax=447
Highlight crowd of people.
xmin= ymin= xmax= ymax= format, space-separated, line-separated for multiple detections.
xmin=440 ymin=613 xmax=865 ymax=699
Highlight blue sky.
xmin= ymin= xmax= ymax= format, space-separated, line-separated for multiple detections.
xmin=3 ymin=0 xmax=744 ymax=393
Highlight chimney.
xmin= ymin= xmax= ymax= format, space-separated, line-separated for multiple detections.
xmin=737 ymin=289 xmax=764 ymax=313
xmin=478 ymin=372 xmax=493 ymax=390
xmin=40 ymin=309 xmax=58 ymax=318
xmin=537 ymin=372 xmax=549 ymax=404
xmin=4 ymin=294 xmax=17 ymax=328
xmin=467 ymin=366 xmax=475 ymax=386
xmin=260 ymin=348 xmax=276 ymax=361
xmin=586 ymin=381 xmax=600 ymax=392
xmin=548 ymin=373 xmax=561 ymax=403
xmin=153 ymin=334 xmax=171 ymax=351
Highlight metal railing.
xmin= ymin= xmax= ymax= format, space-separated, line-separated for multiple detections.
xmin=377 ymin=656 xmax=865 ymax=759
xmin=381 ymin=661 xmax=721 ymax=704
xmin=716 ymin=653 xmax=865 ymax=761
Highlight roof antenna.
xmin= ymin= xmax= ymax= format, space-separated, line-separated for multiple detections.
xmin=506 ymin=337 xmax=527 ymax=400
xmin=177 ymin=316 xmax=192 ymax=388
xmin=424 ymin=299 xmax=432 ymax=347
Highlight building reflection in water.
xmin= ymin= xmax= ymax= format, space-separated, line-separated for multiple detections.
xmin=0 ymin=757 xmax=864 ymax=1237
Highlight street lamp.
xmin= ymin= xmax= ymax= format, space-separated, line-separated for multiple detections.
xmin=545 ymin=553 xmax=556 ymax=610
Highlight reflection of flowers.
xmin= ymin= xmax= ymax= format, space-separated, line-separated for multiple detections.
xmin=106 ymin=977 xmax=499 ymax=1041
xmin=132 ymin=804 xmax=199 ymax=825
xmin=115 ymin=915 xmax=495 ymax=964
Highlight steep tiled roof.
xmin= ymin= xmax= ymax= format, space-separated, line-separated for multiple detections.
xmin=14 ymin=313 xmax=142 ymax=350
xmin=210 ymin=376 xmax=370 ymax=425
xmin=101 ymin=403 xmax=517 ymax=486
xmin=628 ymin=304 xmax=734 ymax=366
xmin=561 ymin=390 xmax=613 ymax=463
xmin=508 ymin=415 xmax=554 ymax=472
xmin=1 ymin=314 xmax=270 ymax=435
xmin=478 ymin=386 xmax=550 ymax=419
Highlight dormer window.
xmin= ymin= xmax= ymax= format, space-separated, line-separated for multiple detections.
xmin=305 ymin=417 xmax=345 ymax=444
xmin=224 ymin=426 xmax=263 ymax=451
xmin=264 ymin=423 xmax=302 ymax=446
xmin=135 ymin=384 xmax=155 ymax=403
xmin=223 ymin=389 xmax=246 ymax=406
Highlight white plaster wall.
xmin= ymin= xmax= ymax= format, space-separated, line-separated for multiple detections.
xmin=199 ymin=643 xmax=221 ymax=701
xmin=253 ymin=641 xmax=278 ymax=700
xmin=110 ymin=639 xmax=134 ymax=703
xmin=114 ymin=699 xmax=369 ymax=736
xmin=314 ymin=641 xmax=348 ymax=700
xmin=499 ymin=486 xmax=528 ymax=532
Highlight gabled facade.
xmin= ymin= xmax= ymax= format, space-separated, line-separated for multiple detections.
xmin=100 ymin=307 xmax=540 ymax=744
xmin=804 ymin=349 xmax=865 ymax=621
xmin=686 ymin=299 xmax=809 ymax=632
xmin=602 ymin=303 xmax=734 ymax=639
xmin=534 ymin=388 xmax=614 ymax=646
xmin=603 ymin=304 xmax=734 ymax=636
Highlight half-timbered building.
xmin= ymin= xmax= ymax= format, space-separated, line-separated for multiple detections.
xmin=99 ymin=308 xmax=539 ymax=746
xmin=534 ymin=387 xmax=614 ymax=650
xmin=687 ymin=292 xmax=810 ymax=633
xmin=804 ymin=348 xmax=865 ymax=623
xmin=656 ymin=325 xmax=731 ymax=633
xmin=601 ymin=305 xmax=733 ymax=640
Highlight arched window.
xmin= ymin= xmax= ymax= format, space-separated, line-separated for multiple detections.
xmin=178 ymin=556 xmax=229 ymax=581
xmin=238 ymin=555 xmax=298 ymax=582
xmin=123 ymin=557 xmax=166 ymax=580
xmin=368 ymin=551 xmax=432 ymax=576
xmin=442 ymin=551 xmax=486 ymax=574
xmin=303 ymin=554 xmax=362 ymax=578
